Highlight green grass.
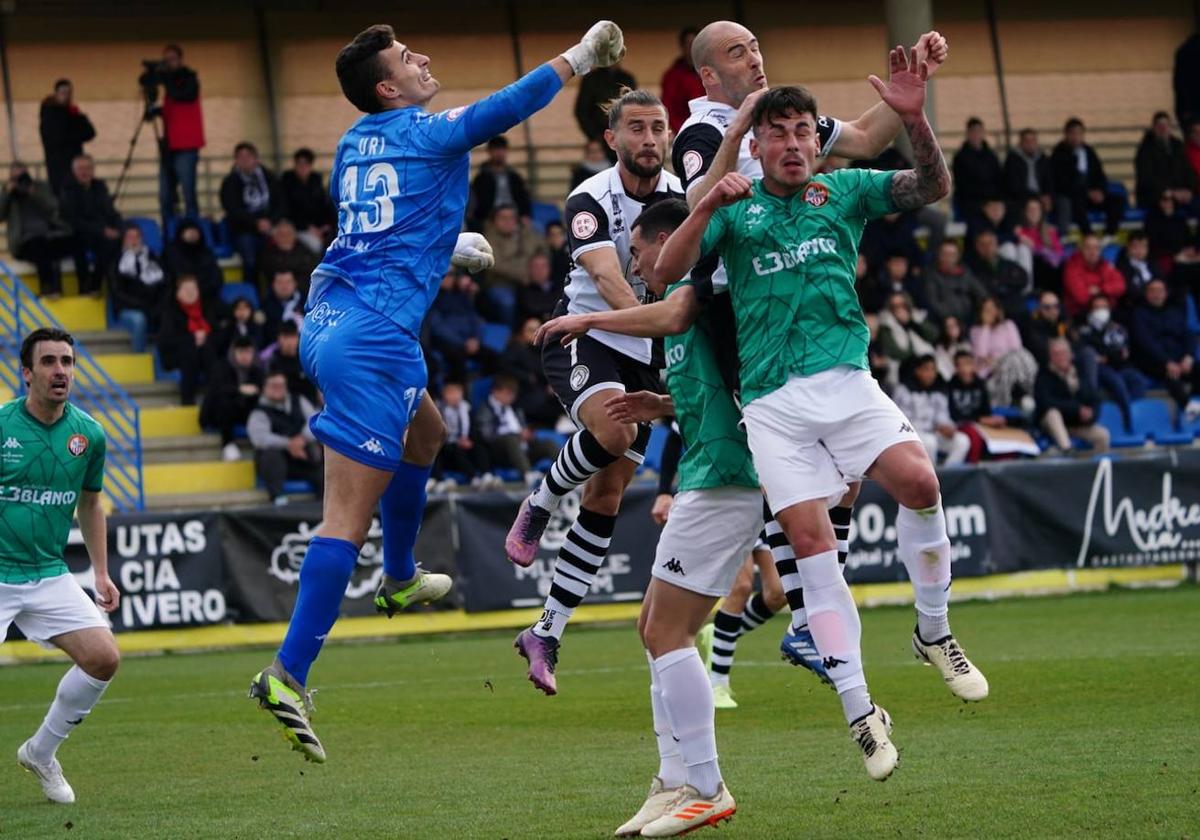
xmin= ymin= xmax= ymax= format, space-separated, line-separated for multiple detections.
xmin=1 ymin=587 xmax=1198 ymax=839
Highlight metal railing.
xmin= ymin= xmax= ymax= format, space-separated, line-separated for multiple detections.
xmin=0 ymin=263 xmax=144 ymax=511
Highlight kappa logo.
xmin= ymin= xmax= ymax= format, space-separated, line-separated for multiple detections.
xmin=359 ymin=437 xmax=386 ymax=456
xmin=67 ymin=434 xmax=88 ymax=457
xmin=746 ymin=203 xmax=766 ymax=226
xmin=804 ymin=182 xmax=830 ymax=207
xmin=268 ymin=517 xmax=384 ymax=599
xmin=571 ymin=211 xmax=599 ymax=240
xmin=822 ymin=655 xmax=848 ymax=670
xmin=2 ymin=437 xmax=20 ymax=449
xmin=899 ymin=422 xmax=914 ymax=434
xmin=663 ymin=557 xmax=685 ymax=575
xmin=569 ymin=364 xmax=590 ymax=392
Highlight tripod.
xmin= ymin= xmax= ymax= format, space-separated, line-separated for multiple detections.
xmin=112 ymin=102 xmax=163 ymax=209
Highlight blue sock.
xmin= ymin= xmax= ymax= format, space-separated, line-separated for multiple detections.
xmin=380 ymin=460 xmax=431 ymax=583
xmin=277 ymin=536 xmax=359 ymax=686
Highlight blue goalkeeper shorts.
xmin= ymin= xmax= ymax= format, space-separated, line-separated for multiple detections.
xmin=300 ymin=277 xmax=426 ymax=472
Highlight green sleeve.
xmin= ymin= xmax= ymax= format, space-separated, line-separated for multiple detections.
xmin=698 ymin=205 xmax=730 ymax=260
xmin=850 ymin=168 xmax=898 ymax=221
xmin=84 ymin=430 xmax=106 ymax=493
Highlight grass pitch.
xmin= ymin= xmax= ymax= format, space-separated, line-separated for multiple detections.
xmin=1 ymin=586 xmax=1197 ymax=839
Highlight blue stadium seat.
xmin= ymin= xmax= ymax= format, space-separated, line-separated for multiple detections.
xmin=126 ymin=216 xmax=163 ymax=256
xmin=1130 ymin=398 xmax=1191 ymax=445
xmin=494 ymin=468 xmax=522 ymax=483
xmin=480 ymin=322 xmax=512 ymax=354
xmin=220 ymin=282 xmax=261 ymax=310
xmin=642 ymin=423 xmax=670 ymax=473
xmin=151 ymin=346 xmax=181 ymax=384
xmin=1101 ymin=243 xmax=1121 ymax=264
xmin=531 ymin=201 xmax=562 ymax=233
xmin=1097 ymin=401 xmax=1145 ymax=448
xmin=470 ymin=376 xmax=493 ymax=408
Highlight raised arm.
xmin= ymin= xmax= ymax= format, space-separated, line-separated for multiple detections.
xmin=685 ymin=89 xmax=767 ymax=209
xmin=535 ymin=284 xmax=700 ymax=346
xmin=868 ymin=46 xmax=951 ymax=210
xmin=578 ymin=247 xmax=641 ymax=311
xmin=657 ymin=173 xmax=752 ymax=285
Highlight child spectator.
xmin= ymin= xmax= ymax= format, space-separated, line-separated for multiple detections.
xmin=200 ymin=336 xmax=263 ymax=461
xmin=112 ymin=224 xmax=166 ymax=352
xmin=893 ymin=354 xmax=970 ymax=466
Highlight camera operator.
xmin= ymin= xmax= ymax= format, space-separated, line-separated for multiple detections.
xmin=0 ymin=163 xmax=78 ymax=298
xmin=141 ymin=44 xmax=205 ymax=223
xmin=38 ymin=79 xmax=95 ymax=198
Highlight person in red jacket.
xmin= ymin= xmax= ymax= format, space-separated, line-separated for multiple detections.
xmin=659 ymin=27 xmax=704 ymax=134
xmin=1063 ymin=233 xmax=1126 ymax=318
xmin=144 ymin=44 xmax=205 ymax=223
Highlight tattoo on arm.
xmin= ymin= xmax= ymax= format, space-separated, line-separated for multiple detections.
xmin=890 ymin=114 xmax=950 ymax=210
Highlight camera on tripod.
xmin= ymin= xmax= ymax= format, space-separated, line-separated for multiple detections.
xmin=138 ymin=59 xmax=164 ymax=121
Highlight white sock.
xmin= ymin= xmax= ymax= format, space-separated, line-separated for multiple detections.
xmin=897 ymin=501 xmax=953 ymax=641
xmin=655 ymin=647 xmax=722 ymax=798
xmin=646 ymin=651 xmax=685 ymax=788
xmin=708 ymin=671 xmax=730 ymax=689
xmin=28 ymin=666 xmax=110 ymax=763
xmin=797 ymin=550 xmax=871 ymax=724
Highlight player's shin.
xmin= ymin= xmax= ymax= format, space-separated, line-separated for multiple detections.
xmin=797 ymin=550 xmax=871 ymax=723
xmin=830 ymin=505 xmax=854 ymax=565
xmin=655 ymin=647 xmax=722 ymax=799
xmin=531 ymin=507 xmax=615 ymax=640
xmin=26 ymin=666 xmax=110 ymax=763
xmin=896 ymin=501 xmax=952 ymax=642
xmin=529 ymin=429 xmax=620 ymax=511
xmin=380 ymin=460 xmax=430 ymax=583
xmin=277 ymin=536 xmax=360 ymax=685
xmin=647 ymin=651 xmax=686 ymax=788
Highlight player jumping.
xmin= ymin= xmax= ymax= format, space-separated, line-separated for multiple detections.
xmin=655 ymin=56 xmax=988 ymax=710
xmin=248 ymin=20 xmax=628 ymax=761
xmin=2 ymin=328 xmax=120 ymax=804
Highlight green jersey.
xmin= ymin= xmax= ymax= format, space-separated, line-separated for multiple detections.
xmin=0 ymin=398 xmax=106 ymax=584
xmin=663 ymin=276 xmax=758 ymax=491
xmin=699 ymin=168 xmax=897 ymax=404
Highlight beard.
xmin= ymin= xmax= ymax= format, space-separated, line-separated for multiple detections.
xmin=618 ymin=147 xmax=663 ymax=181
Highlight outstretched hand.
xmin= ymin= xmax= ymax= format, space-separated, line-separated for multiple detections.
xmin=533 ymin=314 xmax=588 ymax=347
xmin=604 ymin=391 xmax=669 ymax=424
xmin=868 ymin=46 xmax=928 ymax=119
xmin=913 ymin=31 xmax=948 ymax=79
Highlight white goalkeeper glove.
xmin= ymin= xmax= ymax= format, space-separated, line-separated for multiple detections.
xmin=560 ymin=21 xmax=626 ymax=77
xmin=451 ymin=232 xmax=494 ymax=274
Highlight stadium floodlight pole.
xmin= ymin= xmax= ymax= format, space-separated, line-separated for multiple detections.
xmin=505 ymin=0 xmax=539 ymax=197
xmin=984 ymin=0 xmax=1013 ymax=152
xmin=253 ymin=2 xmax=283 ymax=173
xmin=0 ymin=12 xmax=17 ymax=161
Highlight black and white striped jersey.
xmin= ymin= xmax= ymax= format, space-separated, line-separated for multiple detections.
xmin=562 ymin=165 xmax=684 ymax=364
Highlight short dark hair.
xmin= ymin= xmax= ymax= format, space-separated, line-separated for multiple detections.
xmin=176 ymin=273 xmax=199 ymax=288
xmin=492 ymin=374 xmax=519 ymax=393
xmin=1064 ymin=117 xmax=1084 ymax=132
xmin=953 ymin=349 xmax=974 ymax=362
xmin=545 ymin=220 xmax=564 ymax=232
xmin=234 ymin=141 xmax=257 ymax=157
xmin=1152 ymin=110 xmax=1170 ymax=123
xmin=278 ymin=321 xmax=300 ymax=337
xmin=1018 ymin=127 xmax=1037 ymax=139
xmin=53 ymin=78 xmax=71 ymax=91
xmin=21 ymin=328 xmax=74 ymax=370
xmin=751 ymin=86 xmax=819 ymax=133
xmin=265 ymin=367 xmax=289 ymax=383
xmin=293 ymin=147 xmax=315 ymax=164
xmin=232 ymin=296 xmax=253 ymax=309
xmin=490 ymin=203 xmax=518 ymax=221
xmin=232 ymin=336 xmax=256 ymax=350
xmin=336 ymin=24 xmax=396 ymax=114
xmin=163 ymin=44 xmax=183 ymax=59
xmin=1089 ymin=292 xmax=1111 ymax=307
xmin=914 ymin=353 xmax=936 ymax=367
xmin=1127 ymin=230 xmax=1148 ymax=243
xmin=966 ymin=117 xmax=984 ymax=130
xmin=631 ymin=198 xmax=689 ymax=240
xmin=678 ymin=26 xmax=699 ymax=48
xmin=487 ymin=136 xmax=509 ymax=150
xmin=604 ymin=88 xmax=665 ymax=131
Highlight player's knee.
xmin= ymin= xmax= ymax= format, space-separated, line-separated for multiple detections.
xmin=591 ymin=419 xmax=637 ymax=457
xmin=764 ymin=582 xmax=788 ymax=613
xmin=641 ymin=618 xmax=687 ymax=659
xmin=403 ymin=419 xmax=446 ymax=467
xmin=727 ymin=572 xmax=753 ymax=604
xmin=898 ymin=465 xmax=940 ymax=510
xmin=82 ymin=643 xmax=120 ymax=681
xmin=783 ymin=522 xmax=835 ymax=560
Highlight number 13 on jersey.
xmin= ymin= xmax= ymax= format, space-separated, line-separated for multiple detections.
xmin=338 ymin=163 xmax=400 ymax=236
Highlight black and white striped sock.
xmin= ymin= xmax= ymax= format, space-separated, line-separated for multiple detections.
xmin=531 ymin=507 xmax=615 ymax=641
xmin=530 ymin=430 xmax=618 ymax=511
xmin=739 ymin=592 xmax=777 ymax=635
xmin=709 ymin=608 xmax=743 ymax=686
xmin=763 ymin=500 xmax=806 ymax=629
xmin=830 ymin=505 xmax=853 ymax=566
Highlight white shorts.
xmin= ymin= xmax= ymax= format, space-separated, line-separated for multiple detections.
xmin=0 ymin=573 xmax=108 ymax=648
xmin=743 ymin=366 xmax=922 ymax=514
xmin=652 ymin=486 xmax=764 ymax=597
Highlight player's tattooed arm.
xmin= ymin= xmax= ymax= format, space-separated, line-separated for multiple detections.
xmin=891 ymin=114 xmax=950 ymax=210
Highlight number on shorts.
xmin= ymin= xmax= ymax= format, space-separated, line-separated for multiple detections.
xmin=569 ymin=338 xmax=578 ymax=366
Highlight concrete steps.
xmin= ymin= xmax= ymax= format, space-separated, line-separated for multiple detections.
xmin=143 ymin=488 xmax=271 ymax=512
xmin=141 ymin=433 xmax=226 ymax=464
xmin=143 ymin=460 xmax=255 ymax=495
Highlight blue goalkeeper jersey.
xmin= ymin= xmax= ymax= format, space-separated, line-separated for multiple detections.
xmin=311 ymin=62 xmax=564 ymax=337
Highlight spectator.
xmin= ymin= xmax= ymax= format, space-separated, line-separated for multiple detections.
xmin=157 ymin=274 xmax=218 ymax=405
xmin=214 ymin=295 xmax=264 ymax=355
xmin=569 ymin=138 xmax=611 ymax=191
xmin=38 ymin=79 xmax=95 ymax=198
xmin=0 ymin=163 xmax=75 ymax=298
xmin=59 ymin=154 xmax=121 ymax=296
xmin=544 ymin=220 xmax=571 ymax=285
xmin=1050 ymin=117 xmax=1122 ymax=236
xmin=947 ymin=350 xmax=1007 ymax=463
xmin=1185 ymin=120 xmax=1200 ymax=188
xmin=517 ymin=252 xmax=564 ymax=323
xmin=1015 ymin=197 xmax=1066 ymax=292
xmin=867 ymin=313 xmax=894 ymax=394
xmin=500 ymin=317 xmax=562 ymax=428
xmin=660 ymin=26 xmax=704 ymax=133
xmin=1003 ymin=128 xmax=1053 ymax=216
xmin=258 ymin=219 xmax=319 ymax=294
xmin=163 ymin=218 xmax=222 ymax=299
xmin=1174 ymin=33 xmax=1200 ymax=132
xmin=280 ymin=148 xmax=336 ymax=250
xmin=263 ymin=321 xmax=317 ymax=406
xmin=427 ymin=270 xmax=495 ymax=381
xmin=220 ymin=141 xmax=285 ymax=284
xmin=1116 ymin=231 xmax=1157 ymax=304
xmin=1077 ymin=293 xmax=1148 ymax=432
xmin=482 ymin=204 xmax=543 ymax=323
xmin=1131 ymin=278 xmax=1198 ymax=410
xmin=934 ymin=315 xmax=973 ymax=381
xmin=893 ymin=354 xmax=970 ymax=466
xmin=469 ymin=136 xmax=531 ymax=229
xmin=1026 ymin=290 xmax=1070 ymax=366
xmin=967 ymin=229 xmax=1030 ymax=323
xmin=1035 ymin=338 xmax=1110 ymax=454
xmin=878 ymin=292 xmax=937 ymax=373
xmin=261 ymin=269 xmax=304 ymax=346
xmin=200 ymin=336 xmax=263 ymax=460
xmin=112 ymin=225 xmax=166 ymax=352
xmin=864 ymin=250 xmax=923 ymax=314
xmin=924 ymin=241 xmax=989 ymax=326
xmin=969 ymin=198 xmax=1019 ymax=249
xmin=574 ymin=62 xmax=636 ymax=149
xmin=860 ymin=211 xmax=923 ymax=276
xmin=1145 ymin=192 xmax=1200 ymax=286
xmin=855 ymin=144 xmax=948 ymax=256
xmin=970 ymin=296 xmax=1038 ymax=408
xmin=471 ymin=375 xmax=558 ymax=478
xmin=143 ymin=44 xmax=205 ymax=222
xmin=435 ymin=381 xmax=489 ymax=483
xmin=1135 ymin=111 xmax=1195 ymax=211
xmin=1063 ymin=234 xmax=1128 ymax=318
xmin=952 ymin=117 xmax=1003 ymax=221
xmin=247 ymin=370 xmax=323 ymax=503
